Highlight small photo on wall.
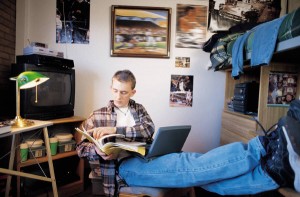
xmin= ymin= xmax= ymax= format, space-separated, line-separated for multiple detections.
xmin=175 ymin=57 xmax=190 ymax=68
xmin=170 ymin=75 xmax=194 ymax=107
xmin=267 ymin=71 xmax=298 ymax=106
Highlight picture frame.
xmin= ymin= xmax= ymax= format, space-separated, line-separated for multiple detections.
xmin=111 ymin=5 xmax=171 ymax=58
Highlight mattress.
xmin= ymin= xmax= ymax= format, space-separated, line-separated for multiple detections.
xmin=246 ymin=7 xmax=300 ymax=55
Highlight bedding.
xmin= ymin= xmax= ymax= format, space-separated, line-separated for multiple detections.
xmin=209 ymin=7 xmax=300 ymax=73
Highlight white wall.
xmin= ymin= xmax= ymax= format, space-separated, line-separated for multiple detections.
xmin=16 ymin=0 xmax=226 ymax=153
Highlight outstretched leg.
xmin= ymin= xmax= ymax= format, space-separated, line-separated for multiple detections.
xmin=119 ymin=136 xmax=265 ymax=188
xmin=201 ymin=165 xmax=278 ymax=195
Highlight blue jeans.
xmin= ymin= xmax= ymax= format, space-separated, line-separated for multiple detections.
xmin=118 ymin=137 xmax=279 ymax=195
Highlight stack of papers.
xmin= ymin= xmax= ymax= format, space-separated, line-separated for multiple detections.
xmin=0 ymin=121 xmax=11 ymax=135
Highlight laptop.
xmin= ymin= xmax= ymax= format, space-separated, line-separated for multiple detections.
xmin=141 ymin=125 xmax=191 ymax=160
xmin=282 ymin=116 xmax=300 ymax=156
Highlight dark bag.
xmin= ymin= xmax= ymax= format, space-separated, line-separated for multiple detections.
xmin=287 ymin=99 xmax=300 ymax=122
xmin=202 ymin=32 xmax=228 ymax=53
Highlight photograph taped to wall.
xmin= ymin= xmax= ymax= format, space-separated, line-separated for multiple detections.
xmin=170 ymin=75 xmax=194 ymax=107
xmin=208 ymin=0 xmax=282 ymax=32
xmin=176 ymin=4 xmax=207 ymax=49
xmin=267 ymin=71 xmax=298 ymax=107
xmin=111 ymin=5 xmax=171 ymax=58
xmin=175 ymin=57 xmax=190 ymax=68
xmin=56 ymin=0 xmax=90 ymax=44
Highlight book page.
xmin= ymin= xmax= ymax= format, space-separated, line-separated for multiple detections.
xmin=102 ymin=141 xmax=146 ymax=156
xmin=75 ymin=128 xmax=102 ymax=151
xmin=75 ymin=128 xmax=146 ymax=156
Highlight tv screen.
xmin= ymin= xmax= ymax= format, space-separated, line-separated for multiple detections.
xmin=31 ymin=71 xmax=72 ymax=107
xmin=11 ymin=63 xmax=75 ymax=120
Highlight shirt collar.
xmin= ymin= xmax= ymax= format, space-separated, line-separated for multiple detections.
xmin=107 ymin=99 xmax=136 ymax=113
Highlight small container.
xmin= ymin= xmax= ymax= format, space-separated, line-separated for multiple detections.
xmin=20 ymin=143 xmax=29 ymax=162
xmin=49 ymin=137 xmax=58 ymax=155
xmin=55 ymin=133 xmax=73 ymax=143
xmin=58 ymin=140 xmax=76 ymax=153
xmin=25 ymin=139 xmax=43 ymax=148
xmin=29 ymin=146 xmax=46 ymax=159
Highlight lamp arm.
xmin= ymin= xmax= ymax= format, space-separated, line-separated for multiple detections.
xmin=16 ymin=81 xmax=21 ymax=117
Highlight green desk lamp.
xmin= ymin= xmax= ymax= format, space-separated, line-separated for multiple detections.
xmin=10 ymin=71 xmax=49 ymax=128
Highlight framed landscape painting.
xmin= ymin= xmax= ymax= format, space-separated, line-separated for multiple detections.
xmin=111 ymin=5 xmax=171 ymax=58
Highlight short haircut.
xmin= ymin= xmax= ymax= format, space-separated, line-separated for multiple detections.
xmin=112 ymin=70 xmax=136 ymax=89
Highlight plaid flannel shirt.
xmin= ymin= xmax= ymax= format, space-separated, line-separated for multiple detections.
xmin=210 ymin=32 xmax=243 ymax=71
xmin=76 ymin=99 xmax=155 ymax=196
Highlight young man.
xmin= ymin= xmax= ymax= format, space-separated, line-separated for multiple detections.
xmin=77 ymin=70 xmax=297 ymax=197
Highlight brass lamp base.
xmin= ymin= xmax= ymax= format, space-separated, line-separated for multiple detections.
xmin=12 ymin=116 xmax=34 ymax=128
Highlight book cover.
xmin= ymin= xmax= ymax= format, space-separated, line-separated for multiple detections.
xmin=0 ymin=121 xmax=11 ymax=135
xmin=75 ymin=128 xmax=146 ymax=156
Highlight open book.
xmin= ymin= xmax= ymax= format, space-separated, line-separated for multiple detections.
xmin=75 ymin=128 xmax=146 ymax=156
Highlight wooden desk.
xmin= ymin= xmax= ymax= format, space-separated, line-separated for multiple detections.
xmin=0 ymin=120 xmax=58 ymax=197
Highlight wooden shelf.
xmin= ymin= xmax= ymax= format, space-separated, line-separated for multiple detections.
xmin=221 ymin=62 xmax=300 ymax=144
xmin=59 ymin=179 xmax=84 ymax=196
xmin=19 ymin=150 xmax=78 ymax=167
xmin=51 ymin=116 xmax=85 ymax=124
xmin=223 ymin=109 xmax=257 ymax=120
xmin=16 ymin=116 xmax=85 ymax=197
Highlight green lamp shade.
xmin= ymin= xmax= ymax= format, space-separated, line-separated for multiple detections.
xmin=17 ymin=71 xmax=49 ymax=89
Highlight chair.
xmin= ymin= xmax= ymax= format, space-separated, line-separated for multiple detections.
xmin=119 ymin=186 xmax=196 ymax=197
xmin=89 ymin=160 xmax=196 ymax=197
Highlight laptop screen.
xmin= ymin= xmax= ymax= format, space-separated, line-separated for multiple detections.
xmin=146 ymin=125 xmax=191 ymax=158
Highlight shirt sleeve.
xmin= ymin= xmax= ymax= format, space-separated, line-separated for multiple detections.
xmin=76 ymin=139 xmax=100 ymax=161
xmin=76 ymin=113 xmax=100 ymax=161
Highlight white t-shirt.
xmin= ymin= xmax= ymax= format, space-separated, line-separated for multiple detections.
xmin=115 ymin=107 xmax=135 ymax=159
xmin=115 ymin=107 xmax=135 ymax=127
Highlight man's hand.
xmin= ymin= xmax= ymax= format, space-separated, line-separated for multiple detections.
xmin=95 ymin=146 xmax=118 ymax=160
xmin=92 ymin=127 xmax=117 ymax=139
xmin=92 ymin=127 xmax=118 ymax=160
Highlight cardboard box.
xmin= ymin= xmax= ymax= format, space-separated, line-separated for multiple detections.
xmin=89 ymin=172 xmax=104 ymax=196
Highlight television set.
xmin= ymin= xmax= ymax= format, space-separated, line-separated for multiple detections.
xmin=10 ymin=61 xmax=75 ymax=120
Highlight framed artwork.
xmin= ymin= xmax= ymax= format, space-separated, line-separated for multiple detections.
xmin=111 ymin=5 xmax=171 ymax=58
xmin=267 ymin=71 xmax=298 ymax=107
xmin=175 ymin=4 xmax=207 ymax=49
